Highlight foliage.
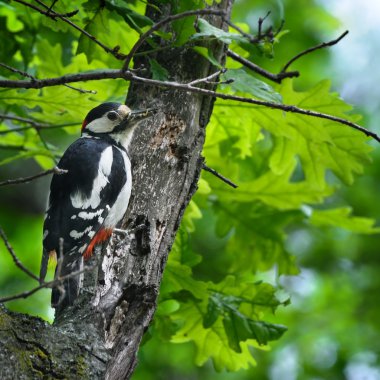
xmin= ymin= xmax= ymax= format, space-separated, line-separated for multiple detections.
xmin=0 ymin=0 xmax=379 ymax=379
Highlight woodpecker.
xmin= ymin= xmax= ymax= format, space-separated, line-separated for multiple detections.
xmin=40 ymin=102 xmax=156 ymax=310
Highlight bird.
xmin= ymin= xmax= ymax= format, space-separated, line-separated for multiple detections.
xmin=40 ymin=102 xmax=156 ymax=310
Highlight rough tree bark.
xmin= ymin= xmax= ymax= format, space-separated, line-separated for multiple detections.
xmin=0 ymin=1 xmax=233 ymax=379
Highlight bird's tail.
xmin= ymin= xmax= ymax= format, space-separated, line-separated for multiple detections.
xmin=51 ymin=251 xmax=83 ymax=310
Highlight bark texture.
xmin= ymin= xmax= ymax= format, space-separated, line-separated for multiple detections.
xmin=0 ymin=2 xmax=232 ymax=379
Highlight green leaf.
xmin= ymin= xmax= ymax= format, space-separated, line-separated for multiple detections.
xmin=222 ymin=69 xmax=282 ymax=103
xmin=310 ymin=207 xmax=380 ymax=234
xmin=223 ymin=309 xmax=287 ymax=351
xmin=156 ymin=299 xmax=180 ymax=316
xmin=170 ymin=301 xmax=257 ymax=371
xmin=217 ymin=163 xmax=333 ymax=210
xmin=149 ymin=59 xmax=169 ymax=81
xmin=192 ymin=46 xmax=221 ymax=68
xmin=105 ymin=0 xmax=153 ymax=31
xmin=192 ymin=18 xmax=249 ymax=45
xmin=171 ymin=1 xmax=205 ymax=46
xmin=203 ymin=295 xmax=221 ymax=328
xmin=77 ymin=12 xmax=105 ymax=64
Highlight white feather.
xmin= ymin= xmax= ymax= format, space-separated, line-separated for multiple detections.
xmin=104 ymin=146 xmax=132 ymax=228
xmin=70 ymin=146 xmax=113 ymax=209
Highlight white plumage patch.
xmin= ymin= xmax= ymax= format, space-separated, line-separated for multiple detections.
xmin=70 ymin=146 xmax=113 ymax=209
xmin=69 ymin=226 xmax=93 ymax=240
xmin=104 ymin=146 xmax=132 ymax=228
xmin=78 ymin=209 xmax=104 ymax=220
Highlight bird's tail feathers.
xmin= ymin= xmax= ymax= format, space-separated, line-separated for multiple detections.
xmin=51 ymin=250 xmax=84 ymax=310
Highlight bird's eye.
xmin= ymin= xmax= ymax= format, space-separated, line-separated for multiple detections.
xmin=107 ymin=111 xmax=118 ymax=121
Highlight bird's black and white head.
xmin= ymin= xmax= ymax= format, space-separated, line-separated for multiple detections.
xmin=81 ymin=102 xmax=156 ymax=147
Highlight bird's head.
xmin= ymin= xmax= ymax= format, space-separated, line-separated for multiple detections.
xmin=81 ymin=102 xmax=156 ymax=146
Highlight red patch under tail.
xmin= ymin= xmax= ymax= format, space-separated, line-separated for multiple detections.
xmin=83 ymin=228 xmax=113 ymax=260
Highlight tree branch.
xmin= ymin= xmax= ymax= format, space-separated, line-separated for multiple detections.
xmin=0 ymin=69 xmax=124 ymax=88
xmin=128 ymin=74 xmax=380 ymax=144
xmin=13 ymin=0 xmax=78 ymax=18
xmin=0 ymin=117 xmax=79 ymax=134
xmin=0 ymin=227 xmax=40 ymax=282
xmin=0 ymin=262 xmax=96 ymax=303
xmin=122 ymin=8 xmax=226 ymax=70
xmin=0 ymin=68 xmax=378 ymax=143
xmin=0 ymin=59 xmax=95 ymax=94
xmin=226 ymin=49 xmax=299 ymax=83
xmin=0 ymin=62 xmax=36 ymax=80
xmin=202 ymin=163 xmax=238 ymax=188
xmin=281 ymin=30 xmax=349 ymax=73
xmin=0 ymin=167 xmax=67 ymax=187
xmin=14 ymin=0 xmax=124 ymax=59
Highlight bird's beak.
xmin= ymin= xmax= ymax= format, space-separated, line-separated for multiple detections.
xmin=118 ymin=107 xmax=158 ymax=130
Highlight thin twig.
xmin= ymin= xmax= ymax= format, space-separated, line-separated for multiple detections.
xmin=46 ymin=0 xmax=58 ymax=16
xmin=0 ymin=114 xmax=49 ymax=127
xmin=0 ymin=227 xmax=40 ymax=282
xmin=128 ymin=73 xmax=380 ymax=144
xmin=202 ymin=163 xmax=238 ymax=188
xmin=0 ymin=62 xmax=36 ymax=81
xmin=63 ymin=83 xmax=97 ymax=94
xmin=35 ymin=128 xmax=59 ymax=164
xmin=0 ymin=68 xmax=124 ymax=88
xmin=281 ymin=30 xmax=349 ymax=73
xmin=0 ymin=116 xmax=79 ymax=134
xmin=188 ymin=68 xmax=226 ymax=86
xmin=0 ymin=263 xmax=96 ymax=303
xmin=122 ymin=8 xmax=226 ymax=70
xmin=1 ymin=60 xmax=93 ymax=94
xmin=258 ymin=11 xmax=271 ymax=39
xmin=0 ymin=124 xmax=78 ymax=134
xmin=13 ymin=0 xmax=78 ymax=19
xmin=0 ymin=69 xmax=377 ymax=143
xmin=226 ymin=49 xmax=299 ymax=83
xmin=15 ymin=0 xmax=124 ymax=59
xmin=0 ymin=167 xmax=67 ymax=187
xmin=224 ymin=19 xmax=257 ymax=43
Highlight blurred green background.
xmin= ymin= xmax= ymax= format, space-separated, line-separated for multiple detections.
xmin=1 ymin=0 xmax=379 ymax=379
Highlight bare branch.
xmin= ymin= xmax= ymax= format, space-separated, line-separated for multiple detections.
xmin=15 ymin=0 xmax=124 ymax=59
xmin=13 ymin=0 xmax=78 ymax=19
xmin=122 ymin=9 xmax=226 ymax=70
xmin=224 ymin=18 xmax=258 ymax=43
xmin=0 ymin=114 xmax=49 ymax=127
xmin=0 ymin=167 xmax=67 ymax=187
xmin=128 ymin=73 xmax=380 ymax=144
xmin=0 ymin=69 xmax=377 ymax=143
xmin=188 ymin=68 xmax=226 ymax=86
xmin=63 ymin=83 xmax=97 ymax=94
xmin=0 ymin=227 xmax=40 ymax=282
xmin=226 ymin=49 xmax=299 ymax=83
xmin=258 ymin=11 xmax=271 ymax=39
xmin=0 ymin=69 xmax=124 ymax=88
xmin=35 ymin=128 xmax=59 ymax=165
xmin=281 ymin=30 xmax=349 ymax=73
xmin=0 ymin=60 xmax=95 ymax=93
xmin=0 ymin=62 xmax=36 ymax=81
xmin=0 ymin=262 xmax=96 ymax=303
xmin=0 ymin=115 xmax=79 ymax=134
xmin=202 ymin=163 xmax=238 ymax=188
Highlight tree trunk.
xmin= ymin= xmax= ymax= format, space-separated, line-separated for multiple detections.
xmin=0 ymin=2 xmax=233 ymax=379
